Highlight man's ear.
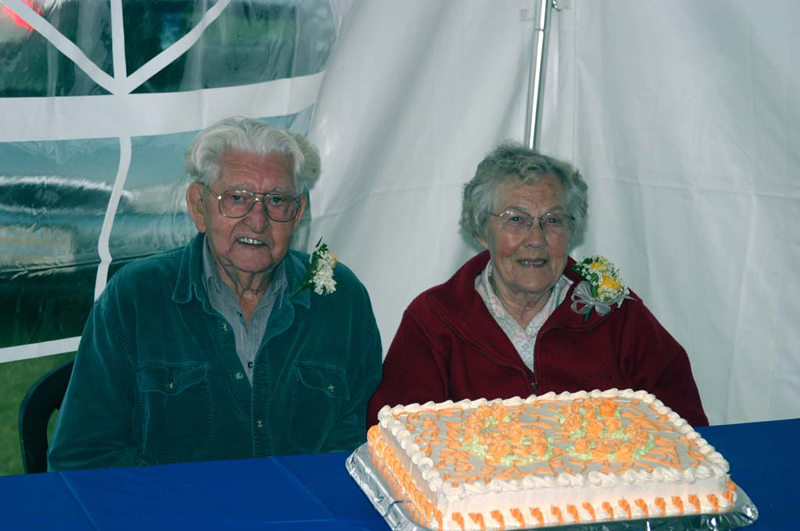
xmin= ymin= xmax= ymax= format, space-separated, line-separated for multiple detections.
xmin=291 ymin=193 xmax=309 ymax=231
xmin=186 ymin=182 xmax=207 ymax=233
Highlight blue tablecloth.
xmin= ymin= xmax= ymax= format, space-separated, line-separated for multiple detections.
xmin=0 ymin=418 xmax=796 ymax=530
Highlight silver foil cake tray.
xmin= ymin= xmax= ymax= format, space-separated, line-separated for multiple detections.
xmin=346 ymin=443 xmax=759 ymax=531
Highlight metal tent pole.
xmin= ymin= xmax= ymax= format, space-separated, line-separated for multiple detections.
xmin=524 ymin=0 xmax=558 ymax=151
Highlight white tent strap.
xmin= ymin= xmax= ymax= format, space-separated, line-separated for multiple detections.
xmin=110 ymin=0 xmax=127 ymax=85
xmin=94 ymin=134 xmax=132 ymax=299
xmin=90 ymin=2 xmax=130 ymax=299
xmin=0 ymin=72 xmax=324 ymax=142
xmin=0 ymin=337 xmax=80 ymax=364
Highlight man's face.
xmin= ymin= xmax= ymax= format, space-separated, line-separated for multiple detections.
xmin=187 ymin=149 xmax=306 ymax=286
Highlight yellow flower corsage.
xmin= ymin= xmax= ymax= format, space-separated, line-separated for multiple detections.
xmin=570 ymin=255 xmax=632 ymax=321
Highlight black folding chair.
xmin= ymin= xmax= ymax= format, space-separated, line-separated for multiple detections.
xmin=18 ymin=359 xmax=74 ymax=474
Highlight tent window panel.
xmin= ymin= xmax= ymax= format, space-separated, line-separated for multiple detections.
xmin=0 ymin=3 xmax=111 ymax=98
xmin=130 ymin=0 xmax=336 ymax=93
xmin=108 ymin=131 xmax=198 ymax=262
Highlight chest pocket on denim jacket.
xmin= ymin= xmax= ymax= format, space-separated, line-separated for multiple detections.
xmin=289 ymin=361 xmax=350 ymax=452
xmin=138 ymin=362 xmax=211 ymax=461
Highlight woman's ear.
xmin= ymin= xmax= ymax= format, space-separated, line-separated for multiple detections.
xmin=186 ymin=182 xmax=207 ymax=233
xmin=476 ymin=231 xmax=489 ymax=250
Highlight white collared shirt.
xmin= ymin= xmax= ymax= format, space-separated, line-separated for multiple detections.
xmin=475 ymin=261 xmax=572 ymax=372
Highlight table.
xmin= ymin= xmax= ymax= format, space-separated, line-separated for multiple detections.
xmin=0 ymin=418 xmax=796 ymax=530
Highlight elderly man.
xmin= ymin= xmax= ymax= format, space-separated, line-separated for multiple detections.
xmin=48 ymin=117 xmax=382 ymax=471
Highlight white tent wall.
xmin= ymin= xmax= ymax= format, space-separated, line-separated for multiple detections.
xmin=309 ymin=0 xmax=800 ymax=425
xmin=539 ymin=0 xmax=800 ymax=425
xmin=308 ymin=0 xmax=536 ymax=366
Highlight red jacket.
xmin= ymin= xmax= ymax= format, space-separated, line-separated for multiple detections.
xmin=368 ymin=252 xmax=708 ymax=427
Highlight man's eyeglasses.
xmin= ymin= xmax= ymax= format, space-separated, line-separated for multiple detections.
xmin=490 ymin=210 xmax=574 ymax=235
xmin=205 ymin=187 xmax=301 ymax=222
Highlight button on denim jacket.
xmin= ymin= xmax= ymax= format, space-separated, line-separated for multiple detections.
xmin=48 ymin=234 xmax=382 ymax=471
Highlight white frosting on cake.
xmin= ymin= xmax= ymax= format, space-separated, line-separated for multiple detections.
xmin=368 ymin=389 xmax=733 ymax=530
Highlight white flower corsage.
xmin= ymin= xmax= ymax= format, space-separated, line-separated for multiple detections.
xmin=295 ymin=238 xmax=337 ymax=297
xmin=570 ymin=255 xmax=632 ymax=321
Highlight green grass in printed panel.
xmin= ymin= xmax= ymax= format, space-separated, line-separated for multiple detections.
xmin=0 ymin=353 xmax=75 ymax=476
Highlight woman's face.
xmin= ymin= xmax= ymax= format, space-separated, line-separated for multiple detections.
xmin=478 ymin=174 xmax=571 ymax=308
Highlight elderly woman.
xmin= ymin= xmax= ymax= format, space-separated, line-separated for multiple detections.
xmin=49 ymin=117 xmax=382 ymax=471
xmin=368 ymin=143 xmax=707 ymax=426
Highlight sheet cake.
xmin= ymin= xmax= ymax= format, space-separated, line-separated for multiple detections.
xmin=367 ymin=389 xmax=734 ymax=530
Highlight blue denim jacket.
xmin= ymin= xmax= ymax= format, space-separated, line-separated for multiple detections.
xmin=48 ymin=234 xmax=382 ymax=471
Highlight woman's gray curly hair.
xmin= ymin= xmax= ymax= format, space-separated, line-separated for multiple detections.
xmin=184 ymin=116 xmax=321 ymax=195
xmin=460 ymin=142 xmax=588 ymax=247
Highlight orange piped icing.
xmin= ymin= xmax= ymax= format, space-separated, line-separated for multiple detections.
xmin=530 ymin=507 xmax=544 ymax=527
xmin=582 ymin=502 xmax=596 ymax=521
xmin=490 ymin=510 xmax=505 ymax=529
xmin=688 ymin=494 xmax=701 ymax=513
xmin=599 ymin=399 xmax=618 ymax=417
xmin=550 ymin=505 xmax=563 ymax=525
xmin=725 ymin=480 xmax=737 ymax=503
xmin=655 ymin=497 xmax=666 ymax=516
xmin=618 ymin=499 xmax=632 ymax=519
xmin=602 ymin=501 xmax=614 ymax=519
xmin=509 ymin=508 xmax=525 ymax=527
xmin=468 ymin=513 xmax=485 ymax=531
xmin=452 ymin=512 xmax=465 ymax=531
xmin=707 ymin=494 xmax=720 ymax=513
xmin=567 ymin=504 xmax=580 ymax=523
xmin=672 ymin=496 xmax=684 ymax=515
xmin=635 ymin=498 xmax=649 ymax=518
